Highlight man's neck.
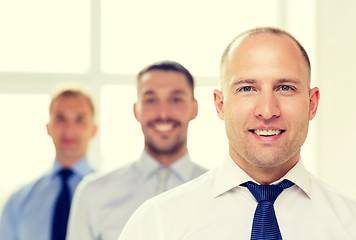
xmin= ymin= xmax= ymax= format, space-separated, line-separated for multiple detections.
xmin=145 ymin=148 xmax=188 ymax=167
xmin=56 ymin=154 xmax=84 ymax=168
xmin=244 ymin=165 xmax=296 ymax=185
xmin=230 ymin=152 xmax=299 ymax=185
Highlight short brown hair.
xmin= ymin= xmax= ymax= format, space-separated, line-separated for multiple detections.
xmin=137 ymin=60 xmax=195 ymax=99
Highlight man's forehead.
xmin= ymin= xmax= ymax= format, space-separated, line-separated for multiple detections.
xmin=227 ymin=33 xmax=306 ymax=66
xmin=139 ymin=70 xmax=188 ymax=84
xmin=51 ymin=96 xmax=92 ymax=113
xmin=229 ymin=33 xmax=288 ymax=55
xmin=140 ymin=88 xmax=189 ymax=97
xmin=225 ymin=34 xmax=309 ymax=81
xmin=138 ymin=72 xmax=191 ymax=93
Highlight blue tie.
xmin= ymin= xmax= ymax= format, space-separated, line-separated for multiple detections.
xmin=241 ymin=179 xmax=294 ymax=240
xmin=51 ymin=169 xmax=73 ymax=240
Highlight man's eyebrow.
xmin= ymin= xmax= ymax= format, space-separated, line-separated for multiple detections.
xmin=232 ymin=78 xmax=302 ymax=86
xmin=53 ymin=112 xmax=64 ymax=117
xmin=142 ymin=90 xmax=155 ymax=96
xmin=142 ymin=89 xmax=188 ymax=96
xmin=276 ymin=78 xmax=302 ymax=85
xmin=171 ymin=89 xmax=187 ymax=95
xmin=232 ymin=79 xmax=256 ymax=86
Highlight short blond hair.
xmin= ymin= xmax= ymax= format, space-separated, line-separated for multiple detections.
xmin=220 ymin=27 xmax=311 ymax=91
xmin=49 ymin=87 xmax=95 ymax=116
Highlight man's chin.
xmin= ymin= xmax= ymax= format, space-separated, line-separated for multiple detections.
xmin=151 ymin=147 xmax=176 ymax=155
xmin=58 ymin=149 xmax=82 ymax=158
xmin=147 ymin=142 xmax=183 ymax=155
xmin=247 ymin=154 xmax=291 ymax=169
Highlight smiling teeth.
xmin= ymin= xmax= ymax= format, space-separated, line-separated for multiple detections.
xmin=254 ymin=129 xmax=281 ymax=136
xmin=155 ymin=124 xmax=174 ymax=132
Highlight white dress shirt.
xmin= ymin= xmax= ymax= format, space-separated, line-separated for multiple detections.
xmin=66 ymin=151 xmax=206 ymax=240
xmin=118 ymin=155 xmax=356 ymax=240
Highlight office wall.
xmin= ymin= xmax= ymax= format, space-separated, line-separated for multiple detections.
xmin=316 ymin=0 xmax=356 ymax=199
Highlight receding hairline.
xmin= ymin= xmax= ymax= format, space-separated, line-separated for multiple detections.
xmin=220 ymin=27 xmax=311 ymax=89
xmin=49 ymin=88 xmax=96 ymax=116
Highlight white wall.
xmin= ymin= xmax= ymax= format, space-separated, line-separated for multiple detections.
xmin=0 ymin=1 xmax=355 ymax=208
xmin=316 ymin=0 xmax=356 ymax=200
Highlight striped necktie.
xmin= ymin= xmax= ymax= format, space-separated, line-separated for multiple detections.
xmin=241 ymin=179 xmax=294 ymax=240
xmin=157 ymin=167 xmax=170 ymax=194
xmin=51 ymin=169 xmax=73 ymax=240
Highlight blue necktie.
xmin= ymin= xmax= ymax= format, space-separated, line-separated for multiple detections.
xmin=51 ymin=169 xmax=73 ymax=240
xmin=241 ymin=179 xmax=294 ymax=240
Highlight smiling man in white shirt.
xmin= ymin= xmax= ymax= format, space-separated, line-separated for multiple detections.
xmin=118 ymin=27 xmax=356 ymax=240
xmin=66 ymin=60 xmax=206 ymax=240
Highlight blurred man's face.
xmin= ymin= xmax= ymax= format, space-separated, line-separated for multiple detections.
xmin=47 ymin=95 xmax=97 ymax=166
xmin=134 ymin=70 xmax=198 ymax=159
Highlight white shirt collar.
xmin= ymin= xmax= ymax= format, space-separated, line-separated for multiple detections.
xmin=213 ymin=154 xmax=312 ymax=199
xmin=136 ymin=150 xmax=194 ymax=182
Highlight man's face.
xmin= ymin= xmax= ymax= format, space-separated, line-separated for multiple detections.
xmin=214 ymin=33 xmax=319 ymax=171
xmin=47 ymin=95 xmax=97 ymax=164
xmin=134 ymin=70 xmax=198 ymax=157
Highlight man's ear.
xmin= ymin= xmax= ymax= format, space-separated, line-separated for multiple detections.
xmin=133 ymin=102 xmax=140 ymax=122
xmin=46 ymin=123 xmax=52 ymax=136
xmin=309 ymin=87 xmax=320 ymax=120
xmin=91 ymin=124 xmax=98 ymax=138
xmin=190 ymin=99 xmax=198 ymax=120
xmin=214 ymin=89 xmax=225 ymax=120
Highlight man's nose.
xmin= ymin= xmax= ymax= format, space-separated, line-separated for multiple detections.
xmin=157 ymin=102 xmax=172 ymax=119
xmin=254 ymin=92 xmax=280 ymax=120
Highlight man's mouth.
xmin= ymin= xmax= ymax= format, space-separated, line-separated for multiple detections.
xmin=251 ymin=129 xmax=285 ymax=136
xmin=154 ymin=123 xmax=175 ymax=132
xmin=150 ymin=120 xmax=180 ymax=132
xmin=61 ymin=138 xmax=77 ymax=145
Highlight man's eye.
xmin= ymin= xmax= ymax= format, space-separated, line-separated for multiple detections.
xmin=280 ymin=85 xmax=292 ymax=91
xmin=239 ymin=86 xmax=252 ymax=92
xmin=54 ymin=115 xmax=65 ymax=122
xmin=170 ymin=97 xmax=182 ymax=103
xmin=76 ymin=116 xmax=85 ymax=123
xmin=144 ymin=98 xmax=157 ymax=104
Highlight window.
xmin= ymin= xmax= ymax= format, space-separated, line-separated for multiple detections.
xmin=0 ymin=0 xmax=90 ymax=73
xmin=0 ymin=0 xmax=318 ymax=211
xmin=101 ymin=0 xmax=279 ymax=76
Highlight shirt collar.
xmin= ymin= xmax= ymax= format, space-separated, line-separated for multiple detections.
xmin=136 ymin=151 xmax=193 ymax=182
xmin=281 ymin=158 xmax=312 ymax=198
xmin=213 ymin=154 xmax=251 ymax=197
xmin=51 ymin=156 xmax=94 ymax=178
xmin=213 ymin=154 xmax=312 ymax=198
xmin=170 ymin=153 xmax=194 ymax=182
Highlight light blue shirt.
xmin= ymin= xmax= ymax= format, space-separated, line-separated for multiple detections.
xmin=66 ymin=151 xmax=207 ymax=240
xmin=0 ymin=156 xmax=94 ymax=240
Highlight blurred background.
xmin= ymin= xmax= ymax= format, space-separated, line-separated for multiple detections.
xmin=1 ymin=0 xmax=356 ymax=213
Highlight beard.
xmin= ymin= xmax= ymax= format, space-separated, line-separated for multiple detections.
xmin=239 ymin=142 xmax=301 ymax=169
xmin=227 ymin=114 xmax=310 ymax=170
xmin=232 ymin=124 xmax=308 ymax=169
xmin=145 ymin=136 xmax=186 ymax=156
